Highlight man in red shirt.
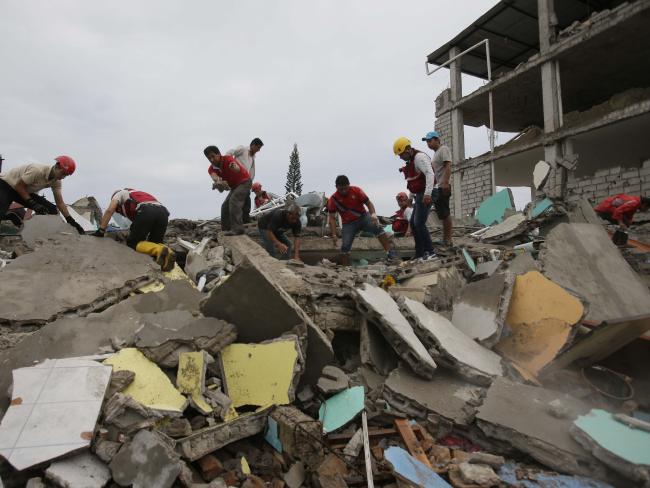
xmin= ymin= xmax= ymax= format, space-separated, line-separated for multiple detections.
xmin=594 ymin=194 xmax=650 ymax=229
xmin=327 ymin=175 xmax=394 ymax=266
xmin=204 ymin=145 xmax=252 ymax=235
xmin=252 ymin=182 xmax=272 ymax=209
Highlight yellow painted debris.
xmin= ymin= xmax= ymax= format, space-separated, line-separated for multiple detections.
xmin=104 ymin=348 xmax=187 ymax=413
xmin=220 ymin=338 xmax=299 ymax=408
xmin=136 ymin=264 xmax=194 ymax=294
xmin=498 ymin=271 xmax=584 ymax=378
xmin=241 ymin=456 xmax=251 ymax=475
xmin=177 ymin=351 xmax=213 ymax=415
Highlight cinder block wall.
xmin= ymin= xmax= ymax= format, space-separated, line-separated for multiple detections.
xmin=458 ymin=163 xmax=493 ymax=216
xmin=434 ymin=89 xmax=458 ymax=215
xmin=566 ymin=159 xmax=650 ymax=204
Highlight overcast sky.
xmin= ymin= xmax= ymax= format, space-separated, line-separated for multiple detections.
xmin=0 ymin=1 xmax=508 ymax=219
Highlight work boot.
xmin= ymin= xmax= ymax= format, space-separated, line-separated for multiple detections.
xmin=135 ymin=241 xmax=177 ymax=272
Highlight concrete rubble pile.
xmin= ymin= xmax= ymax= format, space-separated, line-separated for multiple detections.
xmin=0 ymin=192 xmax=649 ymax=488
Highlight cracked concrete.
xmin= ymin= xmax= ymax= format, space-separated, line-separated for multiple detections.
xmin=359 ymin=318 xmax=398 ymax=376
xmin=20 ymin=215 xmax=72 ymax=248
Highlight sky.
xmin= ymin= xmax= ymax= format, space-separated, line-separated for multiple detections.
xmin=0 ymin=1 xmax=513 ymax=219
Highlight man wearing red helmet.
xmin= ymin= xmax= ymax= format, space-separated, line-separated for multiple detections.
xmin=0 ymin=156 xmax=85 ymax=234
xmin=252 ymin=182 xmax=271 ymax=209
xmin=391 ymin=192 xmax=412 ymax=237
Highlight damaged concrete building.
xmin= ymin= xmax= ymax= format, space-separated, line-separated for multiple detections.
xmin=427 ymin=0 xmax=650 ymax=215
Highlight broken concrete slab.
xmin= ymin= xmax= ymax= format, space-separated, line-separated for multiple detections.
xmin=354 ymin=284 xmax=436 ymax=379
xmin=0 ymin=235 xmax=156 ymax=326
xmin=201 ymin=258 xmax=333 ymax=388
xmin=400 ymin=297 xmax=503 ymax=385
xmin=177 ymin=351 xmax=213 ymax=415
xmin=104 ymin=348 xmax=188 ymax=414
xmin=318 ymin=386 xmax=365 ymax=434
xmin=359 ymin=318 xmax=398 ymax=376
xmin=383 ymin=366 xmax=484 ymax=427
xmin=45 ymin=451 xmax=111 ymax=488
xmin=384 ymin=446 xmax=452 ymax=488
xmin=475 ymin=260 xmax=501 ymax=277
xmin=451 ymin=273 xmax=513 ymax=348
xmin=283 ymin=462 xmax=306 ymax=488
xmin=269 ymin=405 xmax=324 ymax=468
xmin=177 ymin=407 xmax=270 ymax=462
xmin=497 ymin=462 xmax=614 ymax=488
xmin=0 ymin=357 xmax=111 ymax=471
xmin=476 ymin=378 xmax=610 ymax=481
xmin=505 ymin=252 xmax=538 ymax=275
xmin=317 ymin=365 xmax=349 ymax=395
xmin=220 ymin=336 xmax=302 ymax=408
xmin=475 ymin=188 xmax=514 ymax=227
xmin=533 ymin=161 xmax=551 ymax=190
xmin=20 ymin=215 xmax=72 ymax=248
xmin=458 ymin=462 xmax=500 ymax=486
xmin=481 ymin=213 xmax=527 ymax=243
xmin=110 ymin=429 xmax=181 ymax=488
xmin=571 ymin=409 xmax=650 ymax=485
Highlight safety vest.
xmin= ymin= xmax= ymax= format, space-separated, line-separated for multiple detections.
xmin=402 ymin=150 xmax=426 ymax=194
xmin=116 ymin=189 xmax=158 ymax=221
xmin=255 ymin=191 xmax=270 ymax=208
xmin=210 ymin=155 xmax=251 ymax=189
xmin=392 ymin=208 xmax=409 ymax=234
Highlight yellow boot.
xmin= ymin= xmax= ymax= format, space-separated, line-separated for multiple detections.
xmin=135 ymin=241 xmax=176 ymax=272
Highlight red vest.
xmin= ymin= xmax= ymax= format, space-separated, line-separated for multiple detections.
xmin=255 ymin=191 xmax=270 ymax=208
xmin=209 ymin=155 xmax=250 ymax=188
xmin=392 ymin=208 xmax=409 ymax=234
xmin=116 ymin=189 xmax=158 ymax=221
xmin=402 ymin=151 xmax=425 ymax=194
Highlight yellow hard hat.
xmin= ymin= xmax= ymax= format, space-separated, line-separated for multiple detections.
xmin=393 ymin=137 xmax=411 ymax=155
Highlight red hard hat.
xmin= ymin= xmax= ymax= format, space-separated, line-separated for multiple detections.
xmin=396 ymin=192 xmax=408 ymax=201
xmin=55 ymin=155 xmax=76 ymax=175
xmin=251 ymin=182 xmax=262 ymax=192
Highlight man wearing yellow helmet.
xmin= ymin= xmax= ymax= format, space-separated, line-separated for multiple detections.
xmin=393 ymin=137 xmax=435 ymax=259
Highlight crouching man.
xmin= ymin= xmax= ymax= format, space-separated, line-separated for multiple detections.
xmin=258 ymin=202 xmax=302 ymax=261
xmin=93 ymin=188 xmax=176 ymax=271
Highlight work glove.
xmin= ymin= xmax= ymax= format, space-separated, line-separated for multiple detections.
xmin=25 ymin=198 xmax=49 ymax=215
xmin=65 ymin=215 xmax=85 ymax=235
xmin=92 ymin=228 xmax=106 ymax=238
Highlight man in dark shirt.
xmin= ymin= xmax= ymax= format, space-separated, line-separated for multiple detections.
xmin=258 ymin=202 xmax=302 ymax=261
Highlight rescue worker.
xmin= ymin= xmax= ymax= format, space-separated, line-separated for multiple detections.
xmin=327 ymin=175 xmax=395 ymax=266
xmin=258 ymin=202 xmax=302 ymax=261
xmin=203 ymin=145 xmax=252 ymax=235
xmin=252 ymin=182 xmax=272 ymax=209
xmin=227 ymin=138 xmax=263 ymax=224
xmin=423 ymin=131 xmax=453 ymax=247
xmin=93 ymin=189 xmax=176 ymax=271
xmin=393 ymin=137 xmax=435 ymax=259
xmin=391 ymin=192 xmax=412 ymax=237
xmin=0 ymin=156 xmax=85 ymax=234
xmin=594 ymin=194 xmax=650 ymax=245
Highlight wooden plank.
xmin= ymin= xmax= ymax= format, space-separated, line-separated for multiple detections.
xmin=394 ymin=418 xmax=432 ymax=468
xmin=362 ymin=411 xmax=374 ymax=488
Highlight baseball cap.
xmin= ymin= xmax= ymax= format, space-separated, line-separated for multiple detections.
xmin=422 ymin=131 xmax=440 ymax=141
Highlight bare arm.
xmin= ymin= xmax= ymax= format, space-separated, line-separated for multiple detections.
xmin=293 ymin=236 xmax=301 ymax=260
xmin=366 ymin=200 xmax=377 ymax=215
xmin=99 ymin=199 xmax=119 ymax=230
xmin=328 ymin=213 xmax=338 ymax=240
xmin=52 ymin=187 xmax=70 ymax=218
xmin=441 ymin=161 xmax=451 ymax=188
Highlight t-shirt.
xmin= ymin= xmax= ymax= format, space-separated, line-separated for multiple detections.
xmin=207 ymin=155 xmax=251 ymax=188
xmin=258 ymin=208 xmax=302 ymax=236
xmin=0 ymin=163 xmax=61 ymax=193
xmin=112 ymin=189 xmax=162 ymax=208
xmin=327 ymin=186 xmax=369 ymax=224
xmin=227 ymin=145 xmax=256 ymax=179
xmin=432 ymin=145 xmax=452 ymax=188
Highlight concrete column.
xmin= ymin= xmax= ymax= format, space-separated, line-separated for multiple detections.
xmin=449 ymin=47 xmax=466 ymax=216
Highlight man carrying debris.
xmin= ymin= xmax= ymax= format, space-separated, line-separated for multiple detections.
xmin=204 ymin=145 xmax=252 ymax=236
xmin=0 ymin=156 xmax=85 ymax=234
xmin=391 ymin=192 xmax=412 ymax=237
xmin=327 ymin=175 xmax=395 ymax=266
xmin=252 ymin=182 xmax=272 ymax=209
xmin=227 ymin=138 xmax=264 ymax=223
xmin=393 ymin=137 xmax=435 ymax=259
xmin=258 ymin=202 xmax=302 ymax=261
xmin=423 ymin=131 xmax=454 ymax=247
xmin=93 ymin=189 xmax=176 ymax=271
xmin=594 ymin=194 xmax=650 ymax=245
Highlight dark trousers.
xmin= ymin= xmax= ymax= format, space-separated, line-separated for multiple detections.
xmin=410 ymin=192 xmax=433 ymax=258
xmin=0 ymin=180 xmax=57 ymax=222
xmin=243 ymin=195 xmax=251 ymax=223
xmin=220 ymin=180 xmax=252 ymax=233
xmin=259 ymin=229 xmax=292 ymax=260
xmin=126 ymin=204 xmax=169 ymax=249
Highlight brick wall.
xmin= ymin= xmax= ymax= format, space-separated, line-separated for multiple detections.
xmin=435 ymin=89 xmax=457 ymax=215
xmin=458 ymin=163 xmax=493 ymax=216
xmin=566 ymin=159 xmax=650 ymax=204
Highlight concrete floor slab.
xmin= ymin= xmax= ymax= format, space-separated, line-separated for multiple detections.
xmin=0 ymin=235 xmax=156 ymax=326
xmin=355 ymin=284 xmax=436 ymax=379
xmin=45 ymin=451 xmax=110 ymax=488
xmin=359 ymin=318 xmax=398 ymax=376
xmin=451 ymin=273 xmax=513 ymax=348
xmin=383 ymin=366 xmax=484 ymax=426
xmin=481 ymin=214 xmax=527 ymax=243
xmin=400 ymin=297 xmax=503 ymax=385
xmin=20 ymin=215 xmax=71 ymax=248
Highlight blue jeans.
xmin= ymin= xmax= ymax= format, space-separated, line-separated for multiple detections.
xmin=260 ymin=229 xmax=292 ymax=260
xmin=410 ymin=192 xmax=433 ymax=258
xmin=341 ymin=213 xmax=384 ymax=253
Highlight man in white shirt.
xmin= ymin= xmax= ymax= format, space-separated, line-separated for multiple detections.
xmin=423 ymin=131 xmax=453 ymax=246
xmin=227 ymin=138 xmax=263 ymax=224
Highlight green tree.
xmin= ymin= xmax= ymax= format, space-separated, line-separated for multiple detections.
xmin=285 ymin=143 xmax=303 ymax=195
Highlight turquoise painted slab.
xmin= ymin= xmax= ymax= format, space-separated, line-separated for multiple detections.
xmin=462 ymin=248 xmax=477 ymax=274
xmin=264 ymin=417 xmax=282 ymax=453
xmin=318 ymin=386 xmax=364 ymax=434
xmin=385 ymin=446 xmax=451 ymax=488
xmin=475 ymin=188 xmax=514 ymax=226
xmin=573 ymin=409 xmax=650 ymax=466
xmin=499 ymin=462 xmax=613 ymax=487
xmin=531 ymin=198 xmax=553 ymax=218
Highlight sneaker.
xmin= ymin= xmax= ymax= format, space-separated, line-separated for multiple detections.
xmin=385 ymin=250 xmax=400 ymax=264
xmin=422 ymin=251 xmax=437 ymax=261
